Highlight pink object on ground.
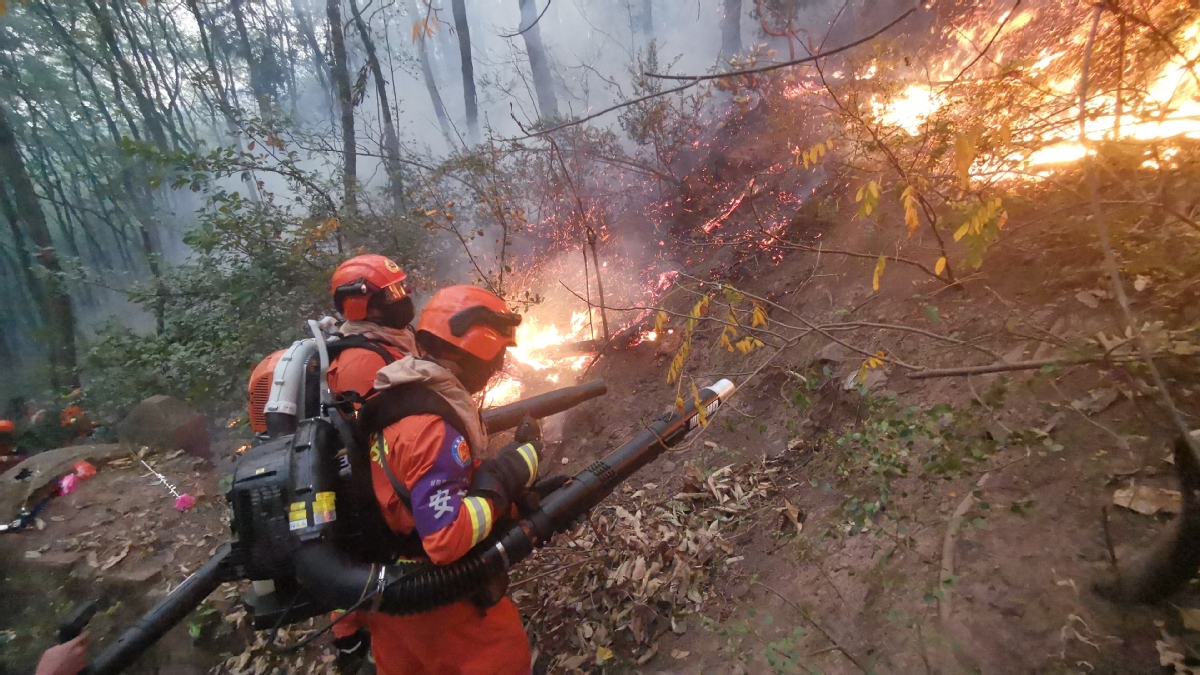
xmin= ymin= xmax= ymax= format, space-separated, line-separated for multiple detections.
xmin=58 ymin=474 xmax=80 ymax=495
xmin=72 ymin=460 xmax=96 ymax=480
xmin=174 ymin=493 xmax=196 ymax=512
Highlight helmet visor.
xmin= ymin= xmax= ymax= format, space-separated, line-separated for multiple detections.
xmin=381 ymin=280 xmax=409 ymax=303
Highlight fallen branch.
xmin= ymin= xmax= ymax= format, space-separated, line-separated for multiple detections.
xmin=906 ymin=355 xmax=1145 ymax=379
xmin=941 ymin=473 xmax=989 ymax=623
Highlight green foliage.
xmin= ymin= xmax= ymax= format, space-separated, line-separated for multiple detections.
xmin=764 ymin=626 xmax=807 ymax=674
xmin=84 ymin=144 xmax=425 ymax=419
xmin=832 ymin=398 xmax=993 ymax=534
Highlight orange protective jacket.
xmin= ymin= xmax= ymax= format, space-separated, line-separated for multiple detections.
xmin=329 ymin=350 xmax=531 ymax=675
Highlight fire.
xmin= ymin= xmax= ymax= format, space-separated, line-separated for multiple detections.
xmin=875 ymin=85 xmax=945 ymax=136
xmin=508 ymin=311 xmax=593 ymax=371
xmin=865 ymin=11 xmax=1200 ymax=176
xmin=482 ymin=375 xmax=523 ymax=408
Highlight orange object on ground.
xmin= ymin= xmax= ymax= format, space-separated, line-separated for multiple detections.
xmin=0 ymin=419 xmax=14 ymax=434
xmin=72 ymin=460 xmax=96 ymax=479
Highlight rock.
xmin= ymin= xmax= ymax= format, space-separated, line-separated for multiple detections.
xmin=31 ymin=552 xmax=83 ymax=570
xmin=109 ymin=564 xmax=164 ymax=586
xmin=811 ymin=342 xmax=848 ymax=368
xmin=118 ymin=395 xmax=210 ymax=458
xmin=0 ymin=444 xmax=124 ymax=520
xmin=843 ymin=369 xmax=888 ymax=392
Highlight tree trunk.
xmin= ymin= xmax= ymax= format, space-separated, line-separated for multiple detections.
xmin=411 ymin=0 xmax=453 ymax=144
xmin=81 ymin=0 xmax=172 ymax=151
xmin=348 ymin=0 xmax=405 ymax=211
xmin=0 ymin=103 xmax=79 ymax=391
xmin=231 ymin=0 xmax=273 ymax=119
xmin=326 ymin=0 xmax=357 ymax=212
xmin=720 ymin=0 xmax=742 ymax=62
xmin=291 ymin=0 xmax=333 ymax=107
xmin=450 ymin=0 xmax=479 ymax=144
xmin=518 ymin=0 xmax=558 ymax=121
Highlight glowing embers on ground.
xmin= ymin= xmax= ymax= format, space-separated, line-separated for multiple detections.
xmin=703 ymin=179 xmax=755 ymax=233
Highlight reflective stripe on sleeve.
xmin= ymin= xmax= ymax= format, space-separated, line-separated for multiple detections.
xmin=515 ymin=443 xmax=539 ymax=487
xmin=463 ymin=496 xmax=493 ymax=546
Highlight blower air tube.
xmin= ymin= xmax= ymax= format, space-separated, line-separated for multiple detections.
xmin=293 ymin=538 xmax=510 ymax=615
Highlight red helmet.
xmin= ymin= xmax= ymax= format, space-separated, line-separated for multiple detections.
xmin=331 ymin=255 xmax=409 ymax=321
xmin=416 ymin=285 xmax=521 ymax=362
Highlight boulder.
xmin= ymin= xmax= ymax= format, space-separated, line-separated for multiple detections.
xmin=118 ymin=395 xmax=210 ymax=459
xmin=0 ymin=444 xmax=124 ymax=520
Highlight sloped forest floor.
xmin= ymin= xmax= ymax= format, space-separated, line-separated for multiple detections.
xmin=4 ymin=100 xmax=1200 ymax=675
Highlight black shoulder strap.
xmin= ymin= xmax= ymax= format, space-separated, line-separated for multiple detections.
xmin=356 ymin=384 xmax=473 ymax=510
xmin=326 ymin=334 xmax=400 ymax=366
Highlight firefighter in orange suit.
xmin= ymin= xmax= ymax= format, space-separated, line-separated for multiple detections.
xmin=362 ymin=285 xmax=536 ymax=675
xmin=322 ymin=254 xmax=422 ymax=671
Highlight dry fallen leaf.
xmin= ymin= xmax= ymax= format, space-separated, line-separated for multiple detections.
xmin=1113 ymin=485 xmax=1182 ymax=515
xmin=778 ymin=498 xmax=804 ymax=534
xmin=100 ymin=543 xmax=132 ymax=571
xmin=1075 ymin=290 xmax=1101 ymax=308
xmin=1180 ymin=608 xmax=1200 ymax=632
xmin=670 ymin=650 xmax=690 ymax=660
xmin=1159 ymin=639 xmax=1200 ymax=674
xmin=595 ymin=646 xmax=613 ymax=664
xmin=636 ymin=642 xmax=659 ymax=665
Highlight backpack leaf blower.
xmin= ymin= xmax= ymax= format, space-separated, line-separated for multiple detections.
xmin=77 ymin=378 xmax=734 ymax=675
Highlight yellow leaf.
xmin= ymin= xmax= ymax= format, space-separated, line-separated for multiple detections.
xmin=997 ymin=210 xmax=1009 ymax=229
xmin=872 ymin=255 xmax=886 ymax=291
xmin=654 ymin=309 xmax=668 ymax=333
xmin=998 ymin=119 xmax=1012 ymax=147
xmin=856 ymin=185 xmax=865 ymax=202
xmin=868 ymin=180 xmax=880 ymax=199
xmin=935 ymin=257 xmax=947 ymax=275
xmin=901 ymin=185 xmax=920 ymax=237
xmin=720 ymin=330 xmax=735 ymax=352
xmin=864 ymin=202 xmax=873 ymax=216
xmin=596 ymin=646 xmax=614 ymax=663
xmin=751 ymin=303 xmax=768 ymax=328
xmin=412 ymin=21 xmax=421 ymax=42
xmin=325 ymin=217 xmax=341 ymax=230
xmin=735 ymin=336 xmax=763 ymax=354
xmin=954 ymin=131 xmax=977 ymax=190
xmin=953 ymin=222 xmax=970 ymax=242
xmin=675 ymin=392 xmax=685 ymax=412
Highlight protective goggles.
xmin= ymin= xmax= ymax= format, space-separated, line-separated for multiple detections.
xmin=336 ymin=277 xmax=410 ymax=304
xmin=449 ymin=305 xmax=522 ymax=340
